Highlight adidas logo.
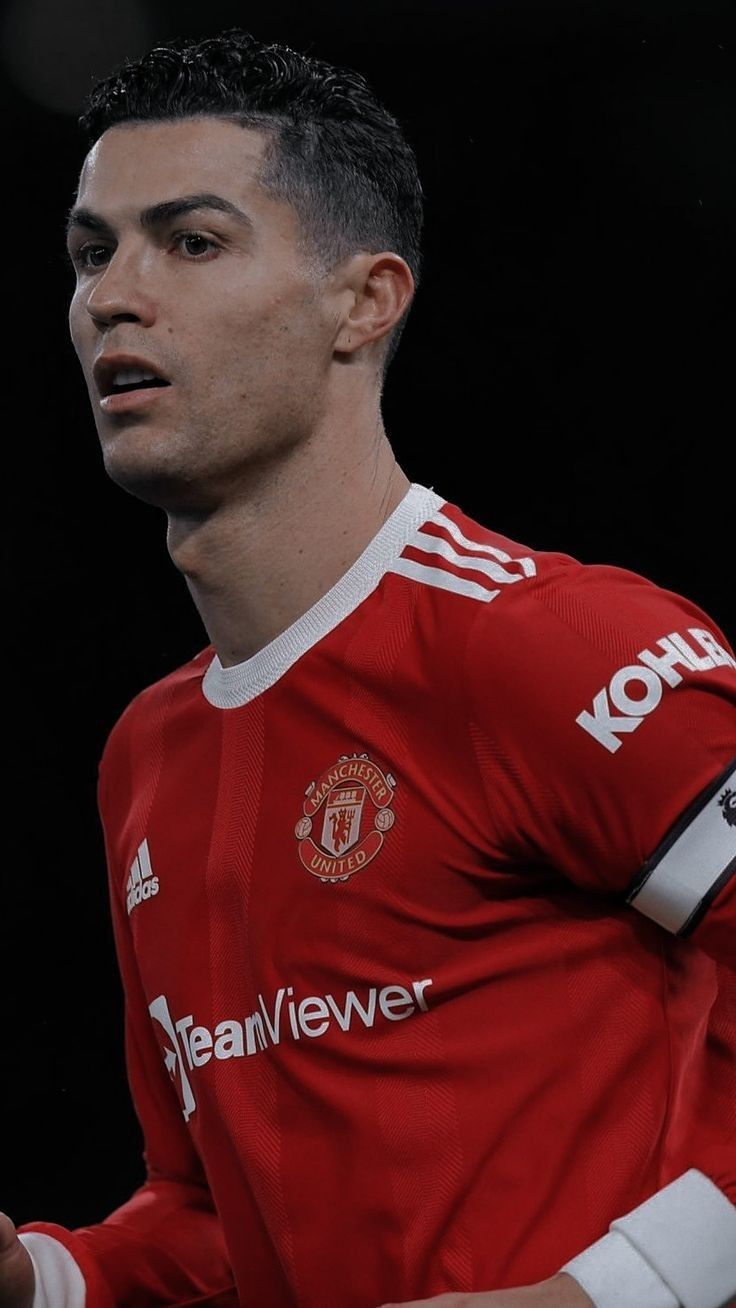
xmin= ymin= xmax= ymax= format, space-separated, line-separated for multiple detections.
xmin=126 ymin=838 xmax=160 ymax=916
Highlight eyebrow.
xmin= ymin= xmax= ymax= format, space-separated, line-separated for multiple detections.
xmin=65 ymin=192 xmax=255 ymax=242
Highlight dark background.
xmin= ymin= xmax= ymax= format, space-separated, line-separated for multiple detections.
xmin=3 ymin=0 xmax=734 ymax=1228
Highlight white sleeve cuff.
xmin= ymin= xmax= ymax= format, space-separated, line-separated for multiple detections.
xmin=561 ymin=1169 xmax=736 ymax=1308
xmin=562 ymin=1229 xmax=679 ymax=1308
xmin=612 ymin=1169 xmax=736 ymax=1308
xmin=17 ymin=1233 xmax=85 ymax=1308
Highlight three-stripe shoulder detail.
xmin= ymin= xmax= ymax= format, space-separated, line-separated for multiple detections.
xmin=389 ymin=509 xmax=537 ymax=604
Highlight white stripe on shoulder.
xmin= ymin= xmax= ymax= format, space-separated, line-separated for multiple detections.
xmin=391 ymin=510 xmax=538 ymax=601
xmin=389 ymin=556 xmax=500 ymax=602
xmin=408 ymin=528 xmax=530 ymax=586
xmin=430 ymin=509 xmax=537 ymax=577
xmin=627 ymin=761 xmax=736 ymax=934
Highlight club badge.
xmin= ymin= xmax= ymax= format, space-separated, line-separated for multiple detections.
xmin=294 ymin=753 xmax=396 ymax=883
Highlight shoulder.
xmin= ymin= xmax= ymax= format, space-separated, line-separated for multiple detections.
xmin=98 ymin=645 xmax=214 ymax=788
xmin=449 ymin=504 xmax=736 ymax=900
xmin=398 ymin=496 xmax=577 ymax=603
xmin=424 ymin=496 xmax=735 ymax=731
xmin=445 ymin=502 xmax=734 ymax=691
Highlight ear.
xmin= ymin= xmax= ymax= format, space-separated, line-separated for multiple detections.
xmin=333 ymin=252 xmax=415 ymax=357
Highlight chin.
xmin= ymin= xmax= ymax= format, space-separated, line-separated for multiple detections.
xmin=98 ymin=426 xmax=218 ymax=513
xmin=103 ymin=456 xmax=219 ymax=515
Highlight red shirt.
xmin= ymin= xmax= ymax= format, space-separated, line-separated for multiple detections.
xmin=22 ymin=484 xmax=736 ymax=1307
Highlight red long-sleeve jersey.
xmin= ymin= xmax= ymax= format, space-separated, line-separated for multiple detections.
xmin=21 ymin=484 xmax=736 ymax=1306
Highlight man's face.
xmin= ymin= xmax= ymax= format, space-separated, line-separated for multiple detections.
xmin=67 ymin=117 xmax=338 ymax=511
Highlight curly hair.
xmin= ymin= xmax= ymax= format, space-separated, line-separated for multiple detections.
xmin=79 ymin=29 xmax=424 ymax=370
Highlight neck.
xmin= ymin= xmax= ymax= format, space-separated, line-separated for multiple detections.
xmin=165 ymin=419 xmax=410 ymax=668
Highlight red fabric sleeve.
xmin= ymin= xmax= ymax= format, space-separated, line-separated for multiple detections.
xmin=467 ymin=559 xmax=736 ymax=1202
xmin=700 ymin=961 xmax=736 ymax=1198
xmin=467 ymin=560 xmax=736 ymax=962
xmin=18 ymin=753 xmax=237 ymax=1307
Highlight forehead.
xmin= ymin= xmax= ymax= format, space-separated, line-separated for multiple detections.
xmin=76 ymin=117 xmax=276 ymax=217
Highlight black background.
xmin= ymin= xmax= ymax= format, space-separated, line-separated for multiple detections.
xmin=3 ymin=0 xmax=734 ymax=1229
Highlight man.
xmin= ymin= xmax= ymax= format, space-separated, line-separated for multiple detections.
xmin=3 ymin=27 xmax=734 ymax=1308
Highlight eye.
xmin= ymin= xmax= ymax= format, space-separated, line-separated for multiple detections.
xmin=177 ymin=232 xmax=219 ymax=259
xmin=72 ymin=243 xmax=112 ymax=270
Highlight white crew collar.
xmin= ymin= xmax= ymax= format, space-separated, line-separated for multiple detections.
xmin=202 ymin=482 xmax=444 ymax=709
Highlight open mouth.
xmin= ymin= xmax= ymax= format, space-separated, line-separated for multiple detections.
xmin=94 ymin=357 xmax=175 ymax=412
xmin=113 ymin=379 xmax=169 ymax=392
xmin=104 ymin=368 xmax=171 ymax=397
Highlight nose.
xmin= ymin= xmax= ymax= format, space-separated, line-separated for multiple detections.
xmin=84 ymin=246 xmax=157 ymax=328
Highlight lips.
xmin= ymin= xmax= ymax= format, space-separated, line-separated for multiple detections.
xmin=93 ymin=353 xmax=172 ymax=399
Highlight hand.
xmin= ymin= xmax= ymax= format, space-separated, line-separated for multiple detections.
xmin=0 ymin=1213 xmax=35 ymax=1308
xmin=378 ymin=1273 xmax=595 ymax=1307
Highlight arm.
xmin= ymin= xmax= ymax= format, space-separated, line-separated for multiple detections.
xmin=467 ymin=562 xmax=736 ymax=1306
xmin=16 ymin=748 xmax=237 ymax=1307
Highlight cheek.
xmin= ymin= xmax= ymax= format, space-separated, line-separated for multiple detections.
xmin=68 ymin=292 xmax=89 ymax=359
xmin=214 ymin=274 xmax=326 ymax=357
xmin=198 ymin=306 xmax=322 ymax=392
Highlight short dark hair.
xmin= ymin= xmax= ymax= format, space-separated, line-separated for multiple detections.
xmin=79 ymin=29 xmax=424 ymax=372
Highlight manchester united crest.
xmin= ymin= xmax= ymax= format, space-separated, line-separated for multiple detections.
xmin=294 ymin=753 xmax=397 ymax=883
